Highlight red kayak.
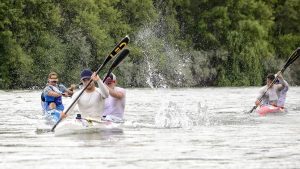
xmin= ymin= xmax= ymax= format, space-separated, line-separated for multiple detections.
xmin=257 ymin=105 xmax=285 ymax=116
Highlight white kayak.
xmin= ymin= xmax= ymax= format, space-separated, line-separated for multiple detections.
xmin=54 ymin=117 xmax=123 ymax=136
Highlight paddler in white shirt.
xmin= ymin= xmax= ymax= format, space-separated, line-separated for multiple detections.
xmin=255 ymin=72 xmax=288 ymax=107
xmin=60 ymin=69 xmax=109 ymax=120
xmin=102 ymin=73 xmax=126 ymax=122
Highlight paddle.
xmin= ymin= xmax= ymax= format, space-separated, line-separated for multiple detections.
xmin=51 ymin=36 xmax=130 ymax=132
xmin=51 ymin=48 xmax=130 ymax=132
xmin=103 ymin=49 xmax=130 ymax=83
xmin=248 ymin=47 xmax=300 ymax=114
xmin=83 ymin=118 xmax=105 ymax=124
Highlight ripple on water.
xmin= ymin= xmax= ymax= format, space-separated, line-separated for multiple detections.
xmin=1 ymin=88 xmax=300 ymax=169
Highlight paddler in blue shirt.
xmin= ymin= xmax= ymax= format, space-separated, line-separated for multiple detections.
xmin=41 ymin=72 xmax=74 ymax=111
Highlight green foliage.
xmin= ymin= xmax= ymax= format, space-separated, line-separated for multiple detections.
xmin=0 ymin=30 xmax=32 ymax=88
xmin=0 ymin=0 xmax=300 ymax=89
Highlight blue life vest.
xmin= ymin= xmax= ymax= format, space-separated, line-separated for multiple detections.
xmin=44 ymin=94 xmax=63 ymax=105
xmin=42 ymin=86 xmax=63 ymax=106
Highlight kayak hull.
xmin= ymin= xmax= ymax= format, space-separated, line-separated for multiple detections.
xmin=257 ymin=105 xmax=285 ymax=116
xmin=41 ymin=102 xmax=123 ymax=135
xmin=54 ymin=119 xmax=123 ymax=136
xmin=41 ymin=101 xmax=61 ymax=125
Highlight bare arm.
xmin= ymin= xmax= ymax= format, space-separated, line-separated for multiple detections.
xmin=108 ymin=87 xmax=125 ymax=99
xmin=255 ymin=86 xmax=267 ymax=106
xmin=62 ymin=88 xmax=74 ymax=97
xmin=47 ymin=90 xmax=62 ymax=97
xmin=275 ymin=71 xmax=288 ymax=91
xmin=255 ymin=99 xmax=261 ymax=106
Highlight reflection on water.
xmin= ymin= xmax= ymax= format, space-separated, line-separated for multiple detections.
xmin=65 ymin=129 xmax=124 ymax=141
xmin=1 ymin=88 xmax=300 ymax=169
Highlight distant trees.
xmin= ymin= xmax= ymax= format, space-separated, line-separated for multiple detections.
xmin=0 ymin=0 xmax=299 ymax=89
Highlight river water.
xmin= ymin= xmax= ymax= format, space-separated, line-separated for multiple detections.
xmin=0 ymin=87 xmax=300 ymax=169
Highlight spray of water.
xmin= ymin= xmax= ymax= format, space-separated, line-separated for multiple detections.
xmin=153 ymin=100 xmax=212 ymax=128
xmin=135 ymin=18 xmax=190 ymax=88
xmin=154 ymin=101 xmax=191 ymax=128
xmin=132 ymin=13 xmax=216 ymax=128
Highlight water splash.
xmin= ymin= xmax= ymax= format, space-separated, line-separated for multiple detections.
xmin=155 ymin=101 xmax=192 ymax=128
xmin=133 ymin=14 xmax=217 ymax=128
xmin=197 ymin=102 xmax=210 ymax=126
xmin=135 ymin=19 xmax=190 ymax=88
xmin=154 ymin=100 xmax=213 ymax=128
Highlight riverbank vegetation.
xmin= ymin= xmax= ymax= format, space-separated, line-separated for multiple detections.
xmin=1 ymin=0 xmax=299 ymax=89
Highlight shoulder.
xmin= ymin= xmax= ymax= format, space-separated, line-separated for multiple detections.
xmin=259 ymin=86 xmax=267 ymax=92
xmin=44 ymin=85 xmax=51 ymax=89
xmin=71 ymin=90 xmax=81 ymax=98
xmin=43 ymin=85 xmax=51 ymax=91
xmin=115 ymin=87 xmax=126 ymax=93
xmin=274 ymin=84 xmax=283 ymax=91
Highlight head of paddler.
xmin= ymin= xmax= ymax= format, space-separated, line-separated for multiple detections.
xmin=103 ymin=73 xmax=117 ymax=87
xmin=48 ymin=72 xmax=59 ymax=85
xmin=266 ymin=74 xmax=275 ymax=87
xmin=80 ymin=69 xmax=95 ymax=90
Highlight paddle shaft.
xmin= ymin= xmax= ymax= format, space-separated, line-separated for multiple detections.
xmin=51 ymin=36 xmax=129 ymax=132
xmin=248 ymin=48 xmax=300 ymax=113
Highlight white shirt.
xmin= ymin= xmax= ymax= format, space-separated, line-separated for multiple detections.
xmin=103 ymin=87 xmax=126 ymax=119
xmin=276 ymin=79 xmax=289 ymax=107
xmin=257 ymin=83 xmax=282 ymax=105
xmin=66 ymin=80 xmax=109 ymax=119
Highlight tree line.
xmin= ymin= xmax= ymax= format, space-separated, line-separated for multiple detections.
xmin=0 ymin=0 xmax=299 ymax=89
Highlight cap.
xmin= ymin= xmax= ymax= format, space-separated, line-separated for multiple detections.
xmin=104 ymin=73 xmax=116 ymax=83
xmin=108 ymin=73 xmax=116 ymax=81
xmin=80 ymin=69 xmax=93 ymax=81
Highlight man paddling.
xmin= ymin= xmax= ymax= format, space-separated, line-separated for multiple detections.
xmin=255 ymin=72 xmax=289 ymax=108
xmin=42 ymin=72 xmax=74 ymax=111
xmin=60 ymin=69 xmax=109 ymax=120
xmin=103 ymin=73 xmax=126 ymax=122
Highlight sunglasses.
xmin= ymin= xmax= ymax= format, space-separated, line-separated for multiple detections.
xmin=104 ymin=79 xmax=115 ymax=84
xmin=49 ymin=80 xmax=58 ymax=83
